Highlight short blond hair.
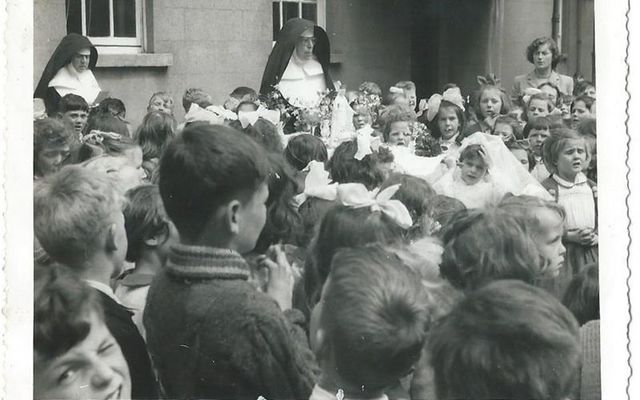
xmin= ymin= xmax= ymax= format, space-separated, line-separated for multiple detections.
xmin=34 ymin=165 xmax=120 ymax=267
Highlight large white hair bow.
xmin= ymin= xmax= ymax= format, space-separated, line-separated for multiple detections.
xmin=184 ymin=103 xmax=237 ymax=125
xmin=426 ymin=87 xmax=465 ymax=122
xmin=389 ymin=86 xmax=404 ymax=95
xmin=337 ymin=183 xmax=413 ymax=229
xmin=292 ymin=160 xmax=338 ymax=207
xmin=354 ymin=133 xmax=381 ymax=161
xmin=238 ymin=106 xmax=281 ymax=129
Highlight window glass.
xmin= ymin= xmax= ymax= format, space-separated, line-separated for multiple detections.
xmin=86 ymin=0 xmax=110 ymax=37
xmin=65 ymin=0 xmax=83 ymax=34
xmin=114 ymin=0 xmax=137 ymax=37
xmin=282 ymin=1 xmax=299 ymax=25
xmin=301 ymin=3 xmax=317 ymax=23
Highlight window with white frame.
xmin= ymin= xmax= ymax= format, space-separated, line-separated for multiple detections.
xmin=272 ymin=0 xmax=326 ymax=41
xmin=65 ymin=0 xmax=144 ymax=54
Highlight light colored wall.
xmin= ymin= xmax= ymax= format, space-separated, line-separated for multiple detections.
xmin=34 ymin=0 xmax=273 ymax=126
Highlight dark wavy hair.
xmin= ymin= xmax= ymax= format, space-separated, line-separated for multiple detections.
xmin=327 ymin=138 xmax=385 ymax=190
xmin=135 ymin=110 xmax=177 ymax=161
xmin=526 ymin=37 xmax=562 ymax=69
xmin=284 ymin=134 xmax=328 ymax=171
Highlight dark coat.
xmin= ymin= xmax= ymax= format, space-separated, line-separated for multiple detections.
xmin=260 ymin=18 xmax=334 ymax=95
xmin=143 ymin=247 xmax=319 ymax=400
xmin=34 ymin=34 xmax=98 ymax=114
xmin=95 ymin=290 xmax=159 ymax=400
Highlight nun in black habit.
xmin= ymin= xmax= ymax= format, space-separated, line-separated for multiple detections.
xmin=34 ymin=33 xmax=101 ymax=115
xmin=260 ymin=18 xmax=335 ymax=106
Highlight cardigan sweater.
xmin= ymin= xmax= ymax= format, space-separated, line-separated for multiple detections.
xmin=144 ymin=244 xmax=318 ymax=400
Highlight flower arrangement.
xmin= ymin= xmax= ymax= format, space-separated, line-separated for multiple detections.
xmin=414 ymin=128 xmax=442 ymax=157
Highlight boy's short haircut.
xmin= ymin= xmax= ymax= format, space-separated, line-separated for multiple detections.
xmin=34 ymin=118 xmax=73 ymax=155
xmin=522 ymin=116 xmax=551 ymax=138
xmin=182 ymin=88 xmax=213 ymax=112
xmin=35 ymin=264 xmax=104 ymax=360
xmin=440 ymin=208 xmax=542 ymax=290
xmin=228 ymin=118 xmax=283 ymax=153
xmin=229 ymin=86 xmax=258 ymax=101
xmin=95 ymin=97 xmax=127 ymax=118
xmin=34 ymin=165 xmax=120 ymax=267
xmin=429 ymin=280 xmax=580 ymax=400
xmin=86 ymin=112 xmax=131 ymax=137
xmin=321 ymin=245 xmax=427 ymax=389
xmin=123 ymin=184 xmax=171 ymax=263
xmin=394 ymin=80 xmax=416 ymax=91
xmin=562 ymin=263 xmax=600 ymax=326
xmin=158 ymin=123 xmax=270 ymax=242
xmin=236 ymin=100 xmax=259 ymax=111
xmin=59 ymin=93 xmax=89 ymax=114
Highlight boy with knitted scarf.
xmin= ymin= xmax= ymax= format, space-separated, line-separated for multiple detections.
xmin=144 ymin=123 xmax=318 ymax=399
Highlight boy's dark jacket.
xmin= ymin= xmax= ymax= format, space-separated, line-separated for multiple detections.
xmin=144 ymin=245 xmax=319 ymax=400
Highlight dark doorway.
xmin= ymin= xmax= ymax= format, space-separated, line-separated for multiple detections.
xmin=410 ymin=0 xmax=494 ymax=100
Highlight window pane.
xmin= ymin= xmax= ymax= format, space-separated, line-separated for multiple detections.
xmin=86 ymin=0 xmax=110 ymax=37
xmin=282 ymin=1 xmax=299 ymax=25
xmin=65 ymin=0 xmax=83 ymax=34
xmin=301 ymin=3 xmax=316 ymax=23
xmin=272 ymin=2 xmax=280 ymax=40
xmin=113 ymin=0 xmax=136 ymax=37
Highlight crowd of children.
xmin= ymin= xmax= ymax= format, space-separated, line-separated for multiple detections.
xmin=33 ymin=34 xmax=599 ymax=400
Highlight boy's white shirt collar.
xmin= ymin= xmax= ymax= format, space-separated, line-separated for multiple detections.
xmin=84 ymin=279 xmax=122 ymax=305
xmin=309 ymin=385 xmax=389 ymax=400
xmin=48 ymin=63 xmax=101 ymax=105
xmin=552 ymin=172 xmax=588 ymax=188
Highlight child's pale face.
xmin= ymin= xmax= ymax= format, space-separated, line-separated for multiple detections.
xmin=571 ymin=100 xmax=592 ymax=125
xmin=510 ymin=149 xmax=530 ymax=170
xmin=148 ymin=97 xmax=173 ymax=115
xmin=528 ymin=128 xmax=550 ymax=155
xmin=352 ymin=112 xmax=371 ymax=130
xmin=527 ymin=99 xmax=550 ymax=120
xmin=536 ymin=209 xmax=565 ymax=277
xmin=556 ymin=139 xmax=587 ymax=180
xmin=62 ymin=110 xmax=88 ymax=135
xmin=234 ymin=182 xmax=269 ymax=254
xmin=584 ymin=85 xmax=596 ymax=98
xmin=34 ymin=312 xmax=131 ymax=400
xmin=459 ymin=157 xmax=488 ymax=185
xmin=479 ymin=88 xmax=502 ymax=119
xmin=493 ymin=122 xmax=514 ymax=142
xmin=36 ymin=143 xmax=71 ymax=177
xmin=437 ymin=107 xmax=460 ymax=140
xmin=387 ymin=121 xmax=410 ymax=146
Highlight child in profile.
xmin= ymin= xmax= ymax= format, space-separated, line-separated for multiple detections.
xmin=115 ymin=184 xmax=178 ymax=337
xmin=428 ymin=280 xmax=580 ymax=400
xmin=35 ymin=264 xmax=132 ymax=400
xmin=309 ymin=245 xmax=427 ymax=400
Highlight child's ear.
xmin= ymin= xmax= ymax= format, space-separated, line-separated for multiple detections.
xmin=143 ymin=229 xmax=169 ymax=248
xmin=105 ymin=223 xmax=119 ymax=252
xmin=226 ymin=200 xmax=243 ymax=235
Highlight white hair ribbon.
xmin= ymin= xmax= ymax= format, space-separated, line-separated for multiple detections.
xmin=425 ymin=87 xmax=466 ymax=122
xmin=238 ymin=106 xmax=281 ymax=129
xmin=389 ymin=86 xmax=404 ymax=94
xmin=522 ymin=87 xmax=544 ymax=105
xmin=184 ymin=103 xmax=227 ymax=125
xmin=336 ymin=183 xmax=413 ymax=229
xmin=292 ymin=160 xmax=338 ymax=207
xmin=82 ymin=130 xmax=122 ymax=144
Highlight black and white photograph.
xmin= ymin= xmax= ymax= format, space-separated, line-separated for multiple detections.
xmin=1 ymin=0 xmax=637 ymax=399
